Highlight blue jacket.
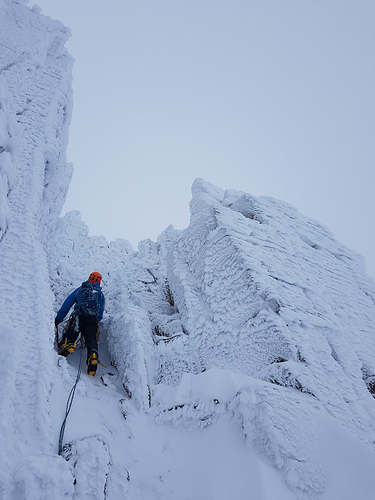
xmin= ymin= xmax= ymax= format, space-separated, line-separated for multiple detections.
xmin=56 ymin=281 xmax=105 ymax=323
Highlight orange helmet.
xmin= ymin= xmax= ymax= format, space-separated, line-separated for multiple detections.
xmin=89 ymin=272 xmax=102 ymax=284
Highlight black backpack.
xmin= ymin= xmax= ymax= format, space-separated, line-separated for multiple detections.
xmin=75 ymin=281 xmax=103 ymax=316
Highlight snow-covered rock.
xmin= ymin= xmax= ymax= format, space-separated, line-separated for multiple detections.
xmin=1 ymin=2 xmax=375 ymax=499
xmin=0 ymin=1 xmax=74 ymax=498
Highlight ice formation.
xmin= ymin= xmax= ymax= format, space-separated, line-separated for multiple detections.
xmin=1 ymin=2 xmax=375 ymax=499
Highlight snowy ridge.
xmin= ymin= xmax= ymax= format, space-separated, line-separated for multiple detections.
xmin=2 ymin=2 xmax=375 ymax=499
xmin=49 ymin=180 xmax=375 ymax=499
xmin=150 ymin=178 xmax=375 ymax=497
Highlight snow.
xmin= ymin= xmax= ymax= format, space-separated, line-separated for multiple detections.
xmin=1 ymin=1 xmax=375 ymax=499
xmin=0 ymin=82 xmax=21 ymax=241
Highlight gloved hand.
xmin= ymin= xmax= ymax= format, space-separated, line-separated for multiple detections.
xmin=55 ymin=318 xmax=60 ymax=328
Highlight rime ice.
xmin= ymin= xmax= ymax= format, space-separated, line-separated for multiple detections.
xmin=1 ymin=2 xmax=375 ymax=499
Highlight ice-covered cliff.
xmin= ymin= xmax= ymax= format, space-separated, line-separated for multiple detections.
xmin=0 ymin=0 xmax=74 ymax=498
xmin=1 ymin=2 xmax=375 ymax=500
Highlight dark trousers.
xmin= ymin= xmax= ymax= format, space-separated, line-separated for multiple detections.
xmin=63 ymin=314 xmax=99 ymax=359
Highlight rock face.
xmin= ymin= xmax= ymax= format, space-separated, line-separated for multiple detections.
xmin=1 ymin=2 xmax=375 ymax=499
xmin=0 ymin=2 xmax=74 ymax=498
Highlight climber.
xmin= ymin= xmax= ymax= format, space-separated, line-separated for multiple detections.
xmin=55 ymin=272 xmax=105 ymax=376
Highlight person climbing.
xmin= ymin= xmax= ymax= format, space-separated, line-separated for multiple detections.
xmin=55 ymin=272 xmax=105 ymax=376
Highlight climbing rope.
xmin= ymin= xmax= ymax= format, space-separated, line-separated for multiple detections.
xmin=58 ymin=340 xmax=84 ymax=455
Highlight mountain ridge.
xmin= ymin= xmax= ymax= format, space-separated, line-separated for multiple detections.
xmin=1 ymin=2 xmax=375 ymax=499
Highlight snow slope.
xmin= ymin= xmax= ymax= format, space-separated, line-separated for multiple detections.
xmin=1 ymin=2 xmax=375 ymax=499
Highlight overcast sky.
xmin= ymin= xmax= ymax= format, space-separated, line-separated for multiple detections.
xmin=35 ymin=0 xmax=375 ymax=279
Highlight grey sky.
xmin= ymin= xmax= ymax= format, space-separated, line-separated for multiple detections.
xmin=35 ymin=0 xmax=375 ymax=278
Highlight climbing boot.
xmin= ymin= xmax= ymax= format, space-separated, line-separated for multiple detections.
xmin=87 ymin=352 xmax=98 ymax=376
xmin=58 ymin=339 xmax=76 ymax=357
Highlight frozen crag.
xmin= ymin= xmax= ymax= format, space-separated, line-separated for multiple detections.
xmin=1 ymin=2 xmax=375 ymax=499
xmin=149 ymin=178 xmax=375 ymax=498
xmin=0 ymin=1 xmax=74 ymax=498
xmin=48 ymin=181 xmax=375 ymax=499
